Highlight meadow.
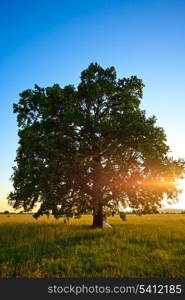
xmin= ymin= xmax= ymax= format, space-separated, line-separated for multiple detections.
xmin=0 ymin=214 xmax=185 ymax=278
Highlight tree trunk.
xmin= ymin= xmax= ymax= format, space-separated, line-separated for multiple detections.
xmin=92 ymin=205 xmax=103 ymax=228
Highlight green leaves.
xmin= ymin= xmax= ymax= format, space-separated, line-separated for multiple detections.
xmin=9 ymin=63 xmax=185 ymax=219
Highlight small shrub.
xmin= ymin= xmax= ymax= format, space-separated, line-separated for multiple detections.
xmin=119 ymin=212 xmax=127 ymax=221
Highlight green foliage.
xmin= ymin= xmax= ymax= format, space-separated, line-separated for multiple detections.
xmin=8 ymin=63 xmax=185 ymax=219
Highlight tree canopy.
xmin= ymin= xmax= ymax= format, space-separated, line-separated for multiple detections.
xmin=8 ymin=63 xmax=185 ymax=227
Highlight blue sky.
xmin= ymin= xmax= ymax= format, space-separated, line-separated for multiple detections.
xmin=1 ymin=0 xmax=185 ymax=211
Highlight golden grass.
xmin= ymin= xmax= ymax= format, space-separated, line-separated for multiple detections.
xmin=0 ymin=214 xmax=185 ymax=278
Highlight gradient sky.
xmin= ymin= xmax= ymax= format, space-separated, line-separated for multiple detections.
xmin=1 ymin=0 xmax=185 ymax=211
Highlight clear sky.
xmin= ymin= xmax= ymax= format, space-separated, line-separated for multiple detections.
xmin=0 ymin=0 xmax=185 ymax=211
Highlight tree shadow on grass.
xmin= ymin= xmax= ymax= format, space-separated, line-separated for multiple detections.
xmin=0 ymin=226 xmax=109 ymax=266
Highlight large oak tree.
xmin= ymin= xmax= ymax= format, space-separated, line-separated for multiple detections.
xmin=9 ymin=63 xmax=185 ymax=227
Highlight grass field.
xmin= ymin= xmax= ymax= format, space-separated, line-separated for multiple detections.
xmin=0 ymin=214 xmax=185 ymax=278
